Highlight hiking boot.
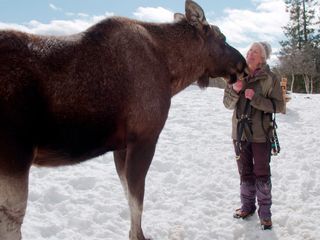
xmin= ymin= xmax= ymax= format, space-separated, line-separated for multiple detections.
xmin=233 ymin=208 xmax=255 ymax=219
xmin=260 ymin=218 xmax=272 ymax=230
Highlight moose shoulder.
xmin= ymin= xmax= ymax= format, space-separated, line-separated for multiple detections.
xmin=0 ymin=1 xmax=246 ymax=240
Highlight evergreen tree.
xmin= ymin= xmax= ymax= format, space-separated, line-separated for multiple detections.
xmin=281 ymin=0 xmax=317 ymax=49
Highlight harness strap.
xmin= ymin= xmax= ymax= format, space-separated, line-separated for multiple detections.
xmin=236 ymin=99 xmax=252 ymax=155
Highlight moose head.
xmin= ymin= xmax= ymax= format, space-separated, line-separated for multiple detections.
xmin=174 ymin=0 xmax=247 ymax=88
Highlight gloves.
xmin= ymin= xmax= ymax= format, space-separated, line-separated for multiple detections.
xmin=232 ymin=80 xmax=255 ymax=100
xmin=245 ymin=89 xmax=255 ymax=100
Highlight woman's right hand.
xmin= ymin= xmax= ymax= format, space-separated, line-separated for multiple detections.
xmin=232 ymin=80 xmax=243 ymax=93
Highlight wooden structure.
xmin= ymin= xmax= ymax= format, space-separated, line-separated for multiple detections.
xmin=281 ymin=77 xmax=291 ymax=114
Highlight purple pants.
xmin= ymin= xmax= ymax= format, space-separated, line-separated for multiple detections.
xmin=233 ymin=141 xmax=272 ymax=220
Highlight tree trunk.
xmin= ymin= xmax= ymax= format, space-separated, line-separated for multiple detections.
xmin=303 ymin=74 xmax=310 ymax=94
xmin=302 ymin=0 xmax=308 ymax=42
xmin=290 ymin=73 xmax=295 ymax=92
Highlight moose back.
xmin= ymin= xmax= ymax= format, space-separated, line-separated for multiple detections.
xmin=0 ymin=1 xmax=246 ymax=239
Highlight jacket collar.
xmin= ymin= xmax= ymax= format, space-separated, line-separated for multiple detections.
xmin=247 ymin=64 xmax=270 ymax=83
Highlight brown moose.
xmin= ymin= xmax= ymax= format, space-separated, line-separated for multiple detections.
xmin=0 ymin=1 xmax=246 ymax=239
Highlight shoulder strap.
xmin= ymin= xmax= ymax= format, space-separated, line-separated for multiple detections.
xmin=269 ymin=98 xmax=280 ymax=155
xmin=270 ymin=98 xmax=277 ymax=129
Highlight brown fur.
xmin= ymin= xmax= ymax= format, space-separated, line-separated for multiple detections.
xmin=0 ymin=1 xmax=246 ymax=239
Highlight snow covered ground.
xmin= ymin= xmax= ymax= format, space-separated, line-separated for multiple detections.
xmin=22 ymin=86 xmax=320 ymax=240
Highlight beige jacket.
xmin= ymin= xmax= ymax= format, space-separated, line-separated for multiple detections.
xmin=223 ymin=64 xmax=285 ymax=143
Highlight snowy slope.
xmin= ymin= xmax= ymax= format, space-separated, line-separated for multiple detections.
xmin=22 ymin=86 xmax=320 ymax=240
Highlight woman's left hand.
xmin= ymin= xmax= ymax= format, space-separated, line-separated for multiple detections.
xmin=245 ymin=89 xmax=255 ymax=100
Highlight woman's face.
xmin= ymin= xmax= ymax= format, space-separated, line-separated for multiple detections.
xmin=246 ymin=44 xmax=263 ymax=71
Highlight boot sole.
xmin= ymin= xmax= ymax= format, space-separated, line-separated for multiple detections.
xmin=233 ymin=211 xmax=255 ymax=219
xmin=261 ymin=224 xmax=272 ymax=230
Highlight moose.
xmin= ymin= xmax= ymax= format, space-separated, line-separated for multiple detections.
xmin=0 ymin=1 xmax=246 ymax=239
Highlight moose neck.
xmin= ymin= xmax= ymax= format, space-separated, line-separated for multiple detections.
xmin=145 ymin=21 xmax=208 ymax=96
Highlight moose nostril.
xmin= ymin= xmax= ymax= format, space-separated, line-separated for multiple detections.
xmin=236 ymin=62 xmax=244 ymax=73
xmin=244 ymin=67 xmax=250 ymax=75
xmin=236 ymin=61 xmax=248 ymax=75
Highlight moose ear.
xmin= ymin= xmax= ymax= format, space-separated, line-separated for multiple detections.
xmin=174 ymin=13 xmax=185 ymax=22
xmin=185 ymin=0 xmax=208 ymax=28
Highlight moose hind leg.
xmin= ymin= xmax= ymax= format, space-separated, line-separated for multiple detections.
xmin=125 ymin=139 xmax=157 ymax=240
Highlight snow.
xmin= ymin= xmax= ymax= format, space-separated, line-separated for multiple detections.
xmin=22 ymin=86 xmax=320 ymax=240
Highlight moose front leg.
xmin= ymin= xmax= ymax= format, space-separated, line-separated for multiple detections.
xmin=0 ymin=172 xmax=30 ymax=240
xmin=0 ymin=137 xmax=33 ymax=240
xmin=125 ymin=139 xmax=157 ymax=240
xmin=114 ymin=149 xmax=129 ymax=199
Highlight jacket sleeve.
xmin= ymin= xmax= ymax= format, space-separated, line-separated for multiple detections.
xmin=250 ymin=75 xmax=285 ymax=113
xmin=223 ymin=84 xmax=240 ymax=110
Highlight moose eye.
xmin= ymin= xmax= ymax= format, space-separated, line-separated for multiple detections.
xmin=203 ymin=25 xmax=210 ymax=34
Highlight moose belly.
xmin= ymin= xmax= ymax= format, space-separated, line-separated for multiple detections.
xmin=33 ymin=122 xmax=126 ymax=167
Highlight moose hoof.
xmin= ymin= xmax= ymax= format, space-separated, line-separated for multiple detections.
xmin=129 ymin=230 xmax=152 ymax=240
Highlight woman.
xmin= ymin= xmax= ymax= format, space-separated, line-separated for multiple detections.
xmin=223 ymin=42 xmax=284 ymax=229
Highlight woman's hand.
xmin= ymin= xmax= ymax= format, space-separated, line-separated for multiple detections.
xmin=245 ymin=89 xmax=255 ymax=100
xmin=232 ymin=80 xmax=243 ymax=93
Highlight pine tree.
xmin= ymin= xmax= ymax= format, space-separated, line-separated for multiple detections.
xmin=281 ymin=0 xmax=317 ymax=49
